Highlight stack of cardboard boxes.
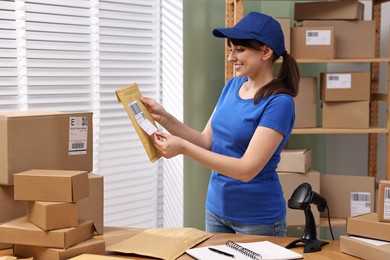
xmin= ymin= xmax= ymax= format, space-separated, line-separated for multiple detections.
xmin=277 ymin=148 xmax=321 ymax=226
xmin=277 ymin=148 xmax=376 ymax=227
xmin=290 ymin=0 xmax=375 ymax=129
xmin=340 ymin=181 xmax=390 ymax=259
xmin=0 ymin=169 xmax=105 ymax=260
xmin=0 ymin=112 xmax=104 ymax=259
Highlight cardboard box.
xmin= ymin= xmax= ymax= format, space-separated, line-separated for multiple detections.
xmin=276 ymin=148 xmax=311 ymax=174
xmin=0 ymin=111 xmax=93 ymax=185
xmin=276 ymin=18 xmax=290 ymax=53
xmin=321 ymin=72 xmax=371 ymax=101
xmin=294 ymin=77 xmax=317 ymax=128
xmin=14 ymin=238 xmax=105 ymax=260
xmin=294 ymin=1 xmax=364 ymax=21
xmin=278 ymin=170 xmax=320 ymax=226
xmin=14 ymin=169 xmax=89 ymax=202
xmin=0 ymin=185 xmax=26 ymax=250
xmin=291 ymin=26 xmax=335 ymax=59
xmin=0 ymin=217 xmax=94 ymax=249
xmin=347 ymin=213 xmax=390 ymax=242
xmin=320 ymin=174 xmax=375 ymax=218
xmin=322 ymin=101 xmax=370 ymax=129
xmin=378 ymin=180 xmax=390 ymax=222
xmin=300 ymin=20 xmax=376 ymax=59
xmin=341 ymin=235 xmax=390 ymax=260
xmin=27 ymin=201 xmax=78 ymax=231
xmin=78 ymin=173 xmax=104 ymax=235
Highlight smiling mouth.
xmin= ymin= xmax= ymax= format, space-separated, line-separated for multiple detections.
xmin=234 ymin=64 xmax=243 ymax=70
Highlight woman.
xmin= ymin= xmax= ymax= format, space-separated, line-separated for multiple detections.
xmin=141 ymin=12 xmax=299 ymax=236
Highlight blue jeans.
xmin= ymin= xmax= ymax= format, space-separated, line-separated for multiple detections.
xmin=206 ymin=210 xmax=286 ymax=236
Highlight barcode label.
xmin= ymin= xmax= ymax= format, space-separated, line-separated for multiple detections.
xmin=307 ymin=31 xmax=318 ymax=37
xmin=351 ymin=193 xmax=370 ymax=202
xmin=384 ymin=187 xmax=390 ymax=219
xmin=130 ymin=101 xmax=142 ymax=116
xmin=68 ymin=116 xmax=88 ymax=155
xmin=385 ymin=187 xmax=390 ymax=199
xmin=72 ymin=142 xmax=85 ymax=149
xmin=351 ymin=192 xmax=371 ymax=217
xmin=326 ymin=74 xmax=351 ymax=89
xmin=306 ymin=30 xmax=331 ymax=45
xmin=129 ymin=100 xmax=157 ymax=135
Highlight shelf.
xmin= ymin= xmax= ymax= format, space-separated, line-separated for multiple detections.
xmin=295 ymin=57 xmax=390 ymax=64
xmin=292 ymin=127 xmax=389 ymax=134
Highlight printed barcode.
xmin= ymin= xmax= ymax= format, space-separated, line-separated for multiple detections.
xmin=385 ymin=188 xmax=390 ymax=199
xmin=351 ymin=193 xmax=370 ymax=202
xmin=308 ymin=31 xmax=319 ymax=37
xmin=72 ymin=142 xmax=85 ymax=149
xmin=130 ymin=101 xmax=142 ymax=115
xmin=81 ymin=116 xmax=88 ymax=126
xmin=328 ymin=75 xmax=339 ymax=81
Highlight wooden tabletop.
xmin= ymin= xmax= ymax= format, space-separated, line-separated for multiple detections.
xmin=0 ymin=226 xmax=358 ymax=259
xmin=98 ymin=227 xmax=358 ymax=259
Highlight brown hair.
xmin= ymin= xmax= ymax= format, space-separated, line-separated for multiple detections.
xmin=229 ymin=38 xmax=300 ymax=104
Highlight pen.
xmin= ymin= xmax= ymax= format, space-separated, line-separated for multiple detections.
xmin=208 ymin=247 xmax=235 ymax=258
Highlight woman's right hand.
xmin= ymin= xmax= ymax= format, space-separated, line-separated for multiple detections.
xmin=140 ymin=97 xmax=166 ymax=123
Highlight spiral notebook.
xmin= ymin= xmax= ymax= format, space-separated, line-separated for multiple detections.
xmin=186 ymin=240 xmax=303 ymax=260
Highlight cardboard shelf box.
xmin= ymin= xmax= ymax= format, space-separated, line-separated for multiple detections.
xmin=276 ymin=148 xmax=312 ymax=174
xmin=294 ymin=1 xmax=364 ymax=21
xmin=0 ymin=111 xmax=93 ymax=185
xmin=322 ymin=101 xmax=370 ymax=129
xmin=320 ymin=174 xmax=375 ymax=218
xmin=14 ymin=238 xmax=105 ymax=260
xmin=299 ymin=20 xmax=375 ymax=59
xmin=320 ymin=72 xmax=371 ymax=102
xmin=278 ymin=170 xmax=320 ymax=226
xmin=294 ymin=77 xmax=317 ymax=128
xmin=0 ymin=217 xmax=94 ymax=249
xmin=14 ymin=169 xmax=89 ymax=202
xmin=275 ymin=18 xmax=290 ymax=53
xmin=291 ymin=26 xmax=335 ymax=59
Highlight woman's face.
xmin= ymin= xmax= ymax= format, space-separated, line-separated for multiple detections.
xmin=228 ymin=43 xmax=265 ymax=78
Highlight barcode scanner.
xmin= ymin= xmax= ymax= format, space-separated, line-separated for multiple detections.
xmin=285 ymin=182 xmax=330 ymax=253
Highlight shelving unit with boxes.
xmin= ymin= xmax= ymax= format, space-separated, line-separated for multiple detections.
xmin=224 ymin=0 xmax=390 ymax=227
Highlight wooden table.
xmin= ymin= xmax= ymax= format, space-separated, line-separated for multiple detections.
xmin=0 ymin=227 xmax=359 ymax=259
xmin=98 ymin=227 xmax=358 ymax=259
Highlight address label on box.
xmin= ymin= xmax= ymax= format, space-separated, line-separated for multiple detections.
xmin=351 ymin=192 xmax=371 ymax=217
xmin=69 ymin=116 xmax=88 ymax=155
xmin=306 ymin=30 xmax=331 ymax=45
xmin=327 ymin=74 xmax=352 ymax=89
xmin=384 ymin=187 xmax=390 ymax=220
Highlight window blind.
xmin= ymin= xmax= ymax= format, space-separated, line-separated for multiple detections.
xmin=0 ymin=0 xmax=19 ymax=110
xmin=0 ymin=0 xmax=172 ymax=228
xmin=98 ymin=0 xmax=161 ymax=227
xmin=161 ymin=0 xmax=183 ymax=227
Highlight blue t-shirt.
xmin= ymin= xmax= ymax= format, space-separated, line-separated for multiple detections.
xmin=206 ymin=76 xmax=295 ymax=225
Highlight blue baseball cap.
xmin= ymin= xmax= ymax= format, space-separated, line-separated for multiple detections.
xmin=213 ymin=12 xmax=286 ymax=58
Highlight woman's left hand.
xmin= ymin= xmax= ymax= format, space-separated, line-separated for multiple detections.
xmin=153 ymin=131 xmax=184 ymax=158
